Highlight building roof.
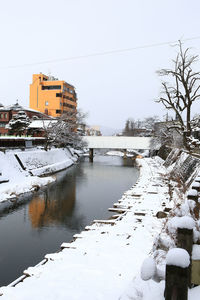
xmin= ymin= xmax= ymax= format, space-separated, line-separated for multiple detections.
xmin=28 ymin=119 xmax=57 ymax=129
xmin=0 ymin=102 xmax=24 ymax=111
xmin=35 ymin=73 xmax=75 ymax=88
xmin=0 ymin=102 xmax=54 ymax=118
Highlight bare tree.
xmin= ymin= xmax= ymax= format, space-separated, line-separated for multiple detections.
xmin=123 ymin=116 xmax=159 ymax=137
xmin=122 ymin=118 xmax=136 ymax=136
xmin=156 ymin=41 xmax=200 ymax=150
xmin=43 ymin=110 xmax=87 ymax=151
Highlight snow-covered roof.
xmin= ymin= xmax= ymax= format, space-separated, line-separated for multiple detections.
xmin=0 ymin=103 xmax=53 ymax=118
xmin=0 ymin=136 xmax=45 ymax=140
xmin=0 ymin=103 xmax=24 ymax=111
xmin=28 ymin=119 xmax=57 ymax=129
xmin=22 ymin=106 xmax=53 ymax=116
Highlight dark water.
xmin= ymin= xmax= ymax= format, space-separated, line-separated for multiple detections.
xmin=0 ymin=155 xmax=138 ymax=286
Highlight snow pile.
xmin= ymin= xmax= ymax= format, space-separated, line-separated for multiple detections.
xmin=167 ymin=216 xmax=195 ymax=234
xmin=166 ymin=248 xmax=190 ymax=268
xmin=187 ymin=189 xmax=198 ymax=197
xmin=191 ymin=182 xmax=200 ymax=188
xmin=141 ymin=257 xmax=156 ymax=280
xmin=192 ymin=245 xmax=200 ymax=260
xmin=106 ymin=150 xmax=124 ymax=157
xmin=195 ymin=176 xmax=200 ymax=182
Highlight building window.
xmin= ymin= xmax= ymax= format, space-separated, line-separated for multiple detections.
xmin=45 ymin=101 xmax=49 ymax=106
xmin=0 ymin=123 xmax=5 ymax=127
xmin=4 ymin=113 xmax=7 ymax=119
xmin=56 ymin=93 xmax=62 ymax=97
xmin=42 ymin=85 xmax=61 ymax=90
xmin=0 ymin=114 xmax=3 ymax=119
xmin=56 ymin=110 xmax=61 ymax=114
xmin=63 ymin=103 xmax=76 ymax=109
xmin=62 ymin=95 xmax=76 ymax=102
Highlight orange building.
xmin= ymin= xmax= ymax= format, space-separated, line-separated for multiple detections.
xmin=29 ymin=73 xmax=77 ymax=117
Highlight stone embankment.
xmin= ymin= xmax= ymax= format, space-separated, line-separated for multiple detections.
xmin=0 ymin=147 xmax=78 ymax=206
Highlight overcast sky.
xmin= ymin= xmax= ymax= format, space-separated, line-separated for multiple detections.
xmin=1 ymin=0 xmax=200 ymax=130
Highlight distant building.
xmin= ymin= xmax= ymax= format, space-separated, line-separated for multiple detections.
xmin=0 ymin=102 xmax=51 ymax=135
xmin=29 ymin=73 xmax=77 ymax=117
xmin=86 ymin=125 xmax=102 ymax=136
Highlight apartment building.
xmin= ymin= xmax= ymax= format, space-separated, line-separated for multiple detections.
xmin=29 ymin=73 xmax=77 ymax=117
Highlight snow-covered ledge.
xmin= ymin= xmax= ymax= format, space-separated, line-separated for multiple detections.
xmin=0 ymin=148 xmax=78 ymax=204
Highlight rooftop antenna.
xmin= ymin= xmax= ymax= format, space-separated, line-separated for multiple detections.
xmin=47 ymin=70 xmax=52 ymax=80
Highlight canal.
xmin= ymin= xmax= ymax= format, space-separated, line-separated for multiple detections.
xmin=0 ymin=155 xmax=139 ymax=286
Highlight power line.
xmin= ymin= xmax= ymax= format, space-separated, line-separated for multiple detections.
xmin=2 ymin=36 xmax=200 ymax=70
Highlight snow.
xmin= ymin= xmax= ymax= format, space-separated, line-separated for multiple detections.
xmin=0 ymin=156 xmax=169 ymax=300
xmin=166 ymin=248 xmax=190 ymax=268
xmin=0 ymin=148 xmax=77 ymax=203
xmin=187 ymin=189 xmax=198 ymax=196
xmin=168 ymin=216 xmax=195 ymax=233
xmin=16 ymin=148 xmax=75 ymax=176
xmin=0 ymin=136 xmax=45 ymax=140
xmin=28 ymin=119 xmax=57 ymax=129
xmin=106 ymin=150 xmax=124 ymax=157
xmin=192 ymin=245 xmax=200 ymax=260
xmin=0 ymin=153 xmax=200 ymax=299
xmin=192 ymin=182 xmax=200 ymax=188
xmin=140 ymin=257 xmax=156 ymax=280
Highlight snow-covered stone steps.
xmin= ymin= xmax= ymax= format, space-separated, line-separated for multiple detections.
xmin=92 ymin=219 xmax=116 ymax=225
xmin=108 ymin=207 xmax=130 ymax=213
xmin=60 ymin=243 xmax=76 ymax=249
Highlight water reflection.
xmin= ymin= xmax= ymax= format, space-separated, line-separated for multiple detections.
xmin=29 ymin=186 xmax=76 ymax=228
xmin=28 ymin=157 xmax=137 ymax=230
xmin=29 ymin=165 xmax=87 ymax=231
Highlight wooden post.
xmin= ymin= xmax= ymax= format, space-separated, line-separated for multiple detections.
xmin=177 ymin=228 xmax=193 ymax=256
xmin=89 ymin=148 xmax=93 ymax=162
xmin=165 ymin=265 xmax=189 ymax=300
xmin=177 ymin=228 xmax=193 ymax=287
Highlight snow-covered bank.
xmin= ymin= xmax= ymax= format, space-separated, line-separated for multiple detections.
xmin=106 ymin=150 xmax=149 ymax=157
xmin=121 ymin=150 xmax=200 ymax=300
xmin=0 ymin=148 xmax=77 ymax=203
xmin=106 ymin=150 xmax=124 ymax=157
xmin=1 ymin=151 xmax=200 ymax=299
xmin=0 ymin=156 xmax=171 ymax=299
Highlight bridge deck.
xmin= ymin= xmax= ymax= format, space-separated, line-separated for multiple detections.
xmin=83 ymin=136 xmax=152 ymax=150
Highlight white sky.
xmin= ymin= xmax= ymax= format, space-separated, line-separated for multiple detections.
xmin=1 ymin=0 xmax=200 ymax=129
